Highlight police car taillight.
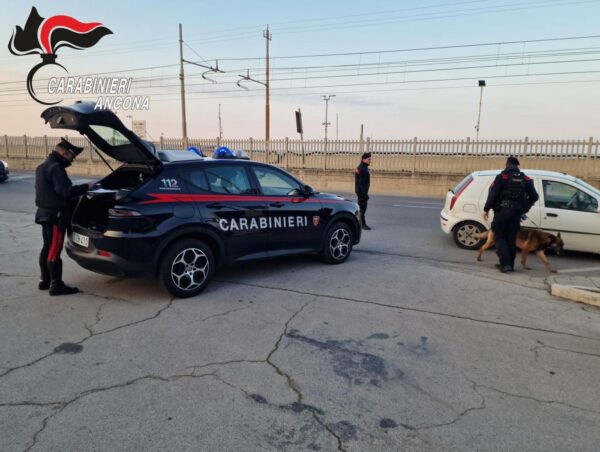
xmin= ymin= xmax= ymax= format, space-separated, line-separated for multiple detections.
xmin=450 ymin=178 xmax=473 ymax=210
xmin=108 ymin=208 xmax=142 ymax=217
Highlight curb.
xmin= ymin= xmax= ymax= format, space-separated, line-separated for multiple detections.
xmin=548 ymin=281 xmax=600 ymax=307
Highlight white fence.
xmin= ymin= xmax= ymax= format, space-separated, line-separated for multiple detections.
xmin=3 ymin=135 xmax=599 ymax=179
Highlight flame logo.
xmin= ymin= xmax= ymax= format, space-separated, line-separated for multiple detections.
xmin=8 ymin=7 xmax=112 ymax=105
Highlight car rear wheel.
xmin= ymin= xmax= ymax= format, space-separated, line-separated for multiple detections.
xmin=159 ymin=239 xmax=214 ymax=298
xmin=321 ymin=222 xmax=353 ymax=264
xmin=453 ymin=221 xmax=487 ymax=250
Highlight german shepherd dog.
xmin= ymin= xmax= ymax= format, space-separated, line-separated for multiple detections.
xmin=475 ymin=228 xmax=564 ymax=273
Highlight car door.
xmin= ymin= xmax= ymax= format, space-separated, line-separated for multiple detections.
xmin=250 ymin=164 xmax=323 ymax=256
xmin=477 ymin=174 xmax=542 ymax=229
xmin=539 ymin=178 xmax=600 ymax=252
xmin=192 ymin=164 xmax=269 ymax=262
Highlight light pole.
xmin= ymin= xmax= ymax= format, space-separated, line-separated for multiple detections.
xmin=475 ymin=80 xmax=486 ymax=141
xmin=322 ymin=95 xmax=336 ymax=141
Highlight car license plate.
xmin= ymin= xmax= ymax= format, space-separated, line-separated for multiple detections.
xmin=72 ymin=232 xmax=89 ymax=248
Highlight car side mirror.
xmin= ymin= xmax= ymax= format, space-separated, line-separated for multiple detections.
xmin=303 ymin=185 xmax=314 ymax=197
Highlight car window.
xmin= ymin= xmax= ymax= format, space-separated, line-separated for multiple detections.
xmin=543 ymin=180 xmax=598 ymax=212
xmin=205 ymin=166 xmax=254 ymax=195
xmin=452 ymin=175 xmax=473 ymax=194
xmin=252 ymin=166 xmax=302 ymax=196
xmin=89 ymin=125 xmax=131 ymax=146
xmin=179 ymin=168 xmax=209 ymax=192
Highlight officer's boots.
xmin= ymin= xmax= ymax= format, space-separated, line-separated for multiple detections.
xmin=38 ymin=255 xmax=50 ymax=290
xmin=48 ymin=260 xmax=79 ymax=296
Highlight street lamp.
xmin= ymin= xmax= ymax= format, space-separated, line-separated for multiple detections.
xmin=475 ymin=80 xmax=486 ymax=141
xmin=322 ymin=95 xmax=336 ymax=168
xmin=322 ymin=95 xmax=336 ymax=141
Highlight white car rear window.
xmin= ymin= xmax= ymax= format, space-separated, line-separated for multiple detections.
xmin=452 ymin=175 xmax=473 ymax=194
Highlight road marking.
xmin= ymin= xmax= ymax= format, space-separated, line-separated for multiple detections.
xmin=392 ymin=204 xmax=442 ymax=209
xmin=7 ymin=175 xmax=34 ymax=180
xmin=558 ymin=266 xmax=600 ymax=274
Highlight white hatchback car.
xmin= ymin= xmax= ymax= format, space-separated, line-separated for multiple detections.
xmin=440 ymin=169 xmax=600 ymax=253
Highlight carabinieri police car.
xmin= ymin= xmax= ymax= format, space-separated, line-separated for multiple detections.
xmin=41 ymin=102 xmax=361 ymax=297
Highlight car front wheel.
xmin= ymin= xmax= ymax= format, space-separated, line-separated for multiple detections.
xmin=321 ymin=222 xmax=353 ymax=264
xmin=453 ymin=221 xmax=486 ymax=250
xmin=159 ymin=239 xmax=215 ymax=298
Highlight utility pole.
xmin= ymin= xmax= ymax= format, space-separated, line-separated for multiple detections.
xmin=264 ymin=25 xmax=272 ymax=144
xmin=218 ymin=104 xmax=223 ymax=140
xmin=359 ymin=124 xmax=364 ymax=154
xmin=475 ymin=80 xmax=486 ymax=141
xmin=179 ymin=24 xmax=188 ymax=148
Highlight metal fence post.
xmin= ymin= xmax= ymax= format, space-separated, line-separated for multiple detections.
xmin=3 ymin=135 xmax=8 ymax=157
xmin=44 ymin=134 xmax=49 ymax=156
xmin=464 ymin=136 xmax=471 ymax=173
xmin=585 ymin=136 xmax=594 ymax=180
xmin=249 ymin=137 xmax=254 ymax=160
xmin=86 ymin=138 xmax=93 ymax=162
xmin=284 ymin=137 xmax=289 ymax=169
xmin=23 ymin=135 xmax=28 ymax=159
xmin=411 ymin=137 xmax=418 ymax=174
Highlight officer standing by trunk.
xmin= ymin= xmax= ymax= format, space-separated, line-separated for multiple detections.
xmin=355 ymin=152 xmax=372 ymax=230
xmin=35 ymin=138 xmax=91 ymax=295
xmin=483 ymin=156 xmax=538 ymax=273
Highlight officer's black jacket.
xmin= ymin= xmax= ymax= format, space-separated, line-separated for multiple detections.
xmin=354 ymin=162 xmax=370 ymax=198
xmin=484 ymin=166 xmax=539 ymax=213
xmin=35 ymin=152 xmax=88 ymax=215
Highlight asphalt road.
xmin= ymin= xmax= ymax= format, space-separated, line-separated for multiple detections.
xmin=1 ymin=171 xmax=600 ymax=451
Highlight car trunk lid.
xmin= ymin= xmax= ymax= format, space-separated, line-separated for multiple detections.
xmin=41 ymin=101 xmax=162 ymax=167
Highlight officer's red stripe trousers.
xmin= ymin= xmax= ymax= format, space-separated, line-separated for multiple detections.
xmin=47 ymin=225 xmax=64 ymax=262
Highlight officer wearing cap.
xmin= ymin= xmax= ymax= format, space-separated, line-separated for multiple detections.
xmin=35 ymin=138 xmax=92 ymax=295
xmin=483 ymin=156 xmax=539 ymax=273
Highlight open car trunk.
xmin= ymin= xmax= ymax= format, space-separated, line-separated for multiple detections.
xmin=72 ymin=165 xmax=155 ymax=231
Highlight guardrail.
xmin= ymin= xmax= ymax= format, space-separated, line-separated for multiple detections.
xmin=2 ymin=135 xmax=599 ymax=179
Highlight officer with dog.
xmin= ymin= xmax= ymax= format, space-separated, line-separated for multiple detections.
xmin=483 ymin=156 xmax=539 ymax=273
xmin=35 ymin=138 xmax=92 ymax=295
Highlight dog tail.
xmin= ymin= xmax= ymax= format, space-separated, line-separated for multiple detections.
xmin=473 ymin=230 xmax=489 ymax=239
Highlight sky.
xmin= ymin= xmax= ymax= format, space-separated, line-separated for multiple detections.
xmin=1 ymin=0 xmax=600 ymax=140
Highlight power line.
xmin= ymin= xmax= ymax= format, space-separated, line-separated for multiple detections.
xmin=4 ymin=44 xmax=600 ymax=95
xmin=3 ymin=53 xmax=600 ymax=99
xmin=215 ymin=34 xmax=600 ymax=62
xmin=3 ymin=76 xmax=600 ymax=107
xmin=3 ymin=68 xmax=600 ymax=105
xmin=1 ymin=34 xmax=599 ymax=88
xmin=3 ymin=46 xmax=600 ymax=98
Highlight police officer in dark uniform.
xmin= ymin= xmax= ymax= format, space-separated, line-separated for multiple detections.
xmin=35 ymin=138 xmax=91 ymax=295
xmin=483 ymin=156 xmax=539 ymax=273
xmin=355 ymin=152 xmax=372 ymax=230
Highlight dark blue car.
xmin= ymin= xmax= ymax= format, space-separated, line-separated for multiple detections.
xmin=42 ymin=102 xmax=361 ymax=297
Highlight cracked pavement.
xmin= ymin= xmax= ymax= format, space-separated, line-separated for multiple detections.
xmin=2 ymin=184 xmax=600 ymax=451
